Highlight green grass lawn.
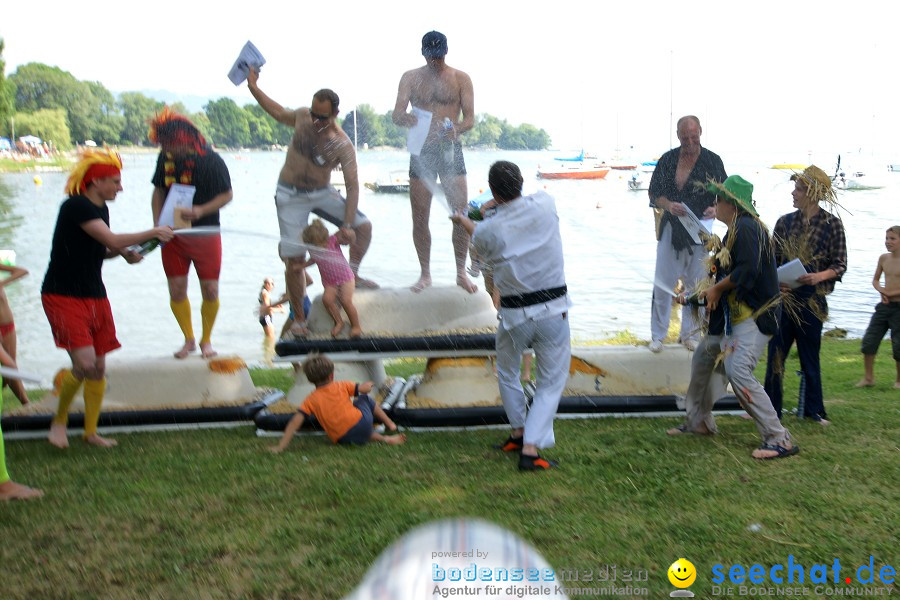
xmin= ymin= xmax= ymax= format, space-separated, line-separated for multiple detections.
xmin=1 ymin=339 xmax=897 ymax=599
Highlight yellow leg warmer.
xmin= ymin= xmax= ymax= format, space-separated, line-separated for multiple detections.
xmin=82 ymin=378 xmax=106 ymax=438
xmin=170 ymin=298 xmax=194 ymax=340
xmin=200 ymin=299 xmax=220 ymax=346
xmin=53 ymin=369 xmax=84 ymax=426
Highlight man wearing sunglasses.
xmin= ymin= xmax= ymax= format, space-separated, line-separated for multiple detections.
xmin=393 ymin=30 xmax=477 ymax=294
xmin=247 ymin=67 xmax=376 ymax=338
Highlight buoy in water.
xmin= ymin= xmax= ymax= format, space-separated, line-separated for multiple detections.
xmin=33 ymin=176 xmax=42 ymax=185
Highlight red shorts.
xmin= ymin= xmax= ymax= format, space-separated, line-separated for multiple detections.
xmin=0 ymin=321 xmax=14 ymax=337
xmin=42 ymin=294 xmax=121 ymax=355
xmin=161 ymin=234 xmax=222 ymax=279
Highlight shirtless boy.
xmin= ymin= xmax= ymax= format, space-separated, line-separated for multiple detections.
xmin=858 ymin=226 xmax=900 ymax=388
xmin=248 ymin=67 xmax=376 ymax=338
xmin=392 ymin=31 xmax=477 ymax=293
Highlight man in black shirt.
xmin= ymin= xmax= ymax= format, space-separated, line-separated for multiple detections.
xmin=43 ymin=148 xmax=173 ymax=449
xmin=150 ymin=109 xmax=233 ymax=359
xmin=648 ymin=116 xmax=726 ymax=352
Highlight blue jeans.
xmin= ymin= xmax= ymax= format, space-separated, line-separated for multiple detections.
xmin=764 ymin=299 xmax=826 ymax=420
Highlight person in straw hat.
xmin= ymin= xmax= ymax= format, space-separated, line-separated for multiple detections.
xmin=668 ymin=175 xmax=798 ymax=459
xmin=43 ymin=148 xmax=174 ymax=449
xmin=763 ymin=165 xmax=847 ymax=425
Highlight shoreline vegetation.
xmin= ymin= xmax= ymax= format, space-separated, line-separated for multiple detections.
xmin=1 ymin=338 xmax=897 ymax=597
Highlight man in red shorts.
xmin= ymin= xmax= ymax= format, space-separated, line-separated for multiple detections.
xmin=149 ymin=108 xmax=233 ymax=358
xmin=42 ymin=148 xmax=173 ymax=448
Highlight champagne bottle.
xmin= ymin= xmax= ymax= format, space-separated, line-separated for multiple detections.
xmin=126 ymin=238 xmax=160 ymax=256
xmin=685 ymin=293 xmax=707 ymax=307
xmin=442 ymin=117 xmax=455 ymax=166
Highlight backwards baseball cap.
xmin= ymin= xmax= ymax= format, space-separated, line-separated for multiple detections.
xmin=422 ymin=31 xmax=448 ymax=58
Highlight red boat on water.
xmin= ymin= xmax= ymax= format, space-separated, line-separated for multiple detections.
xmin=536 ymin=163 xmax=611 ymax=180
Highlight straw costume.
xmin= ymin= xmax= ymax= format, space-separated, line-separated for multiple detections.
xmin=763 ymin=165 xmax=847 ymax=423
xmin=670 ymin=175 xmax=796 ymax=459
xmin=149 ymin=108 xmax=232 ymax=358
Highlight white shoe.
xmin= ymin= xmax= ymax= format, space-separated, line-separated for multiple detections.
xmin=649 ymin=340 xmax=663 ymax=353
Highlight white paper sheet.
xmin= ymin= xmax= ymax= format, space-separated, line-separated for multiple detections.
xmin=158 ymin=184 xmax=196 ymax=229
xmin=777 ymin=258 xmax=808 ymax=289
xmin=406 ymin=107 xmax=433 ymax=156
xmin=678 ymin=204 xmax=712 ymax=245
xmin=227 ymin=41 xmax=266 ymax=86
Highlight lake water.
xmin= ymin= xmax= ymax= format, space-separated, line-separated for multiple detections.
xmin=0 ymin=149 xmax=895 ymax=381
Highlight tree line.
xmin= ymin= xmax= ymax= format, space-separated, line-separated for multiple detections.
xmin=0 ymin=41 xmax=551 ymax=151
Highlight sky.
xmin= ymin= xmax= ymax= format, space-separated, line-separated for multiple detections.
xmin=3 ymin=0 xmax=900 ymax=164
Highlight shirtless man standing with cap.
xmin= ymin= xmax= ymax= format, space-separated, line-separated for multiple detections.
xmin=393 ymin=31 xmax=477 ymax=293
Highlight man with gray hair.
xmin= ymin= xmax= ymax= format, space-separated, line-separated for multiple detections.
xmin=648 ymin=115 xmax=726 ymax=352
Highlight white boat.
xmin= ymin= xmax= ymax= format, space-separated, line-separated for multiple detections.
xmin=364 ymin=170 xmax=410 ymax=194
xmin=627 ymin=162 xmax=656 ymax=191
xmin=834 ymin=170 xmax=885 ymax=191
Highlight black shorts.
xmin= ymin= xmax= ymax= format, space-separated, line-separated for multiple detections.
xmin=410 ymin=141 xmax=466 ymax=183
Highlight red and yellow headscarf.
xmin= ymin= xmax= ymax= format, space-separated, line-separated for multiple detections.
xmin=65 ymin=147 xmax=123 ymax=196
xmin=148 ymin=107 xmax=207 ymax=154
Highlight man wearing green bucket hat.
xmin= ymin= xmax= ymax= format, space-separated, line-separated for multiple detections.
xmin=668 ymin=175 xmax=798 ymax=459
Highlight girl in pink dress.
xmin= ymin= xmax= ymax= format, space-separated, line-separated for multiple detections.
xmin=301 ymin=219 xmax=362 ymax=337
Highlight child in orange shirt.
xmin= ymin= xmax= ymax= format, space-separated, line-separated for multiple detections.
xmin=270 ymin=354 xmax=406 ymax=452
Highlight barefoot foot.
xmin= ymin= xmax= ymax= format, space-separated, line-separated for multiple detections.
xmin=355 ymin=276 xmax=380 ymax=289
xmin=199 ymin=343 xmax=218 ymax=359
xmin=410 ymin=276 xmax=432 ymax=293
xmin=331 ymin=321 xmax=345 ymax=337
xmin=349 ymin=327 xmax=362 ymax=338
xmin=48 ymin=423 xmax=69 ymax=449
xmin=286 ymin=321 xmax=309 ymax=339
xmin=456 ymin=274 xmax=478 ymax=294
xmin=174 ymin=340 xmax=197 ymax=359
xmin=854 ymin=379 xmax=875 ymax=388
xmin=384 ymin=433 xmax=407 ymax=445
xmin=84 ymin=433 xmax=118 ymax=448
xmin=0 ymin=480 xmax=44 ymax=501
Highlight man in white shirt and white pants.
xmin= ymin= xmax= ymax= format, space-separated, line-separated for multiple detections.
xmin=451 ymin=161 xmax=571 ymax=471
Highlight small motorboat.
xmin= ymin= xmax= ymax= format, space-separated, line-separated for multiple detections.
xmin=833 ymin=171 xmax=884 ymax=191
xmin=536 ymin=163 xmax=610 ymax=180
xmin=627 ymin=163 xmax=656 ymax=191
xmin=364 ymin=170 xmax=410 ymax=193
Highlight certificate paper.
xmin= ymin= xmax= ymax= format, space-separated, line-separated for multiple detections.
xmin=158 ymin=184 xmax=196 ymax=229
xmin=406 ymin=107 xmax=433 ymax=156
xmin=777 ymin=258 xmax=808 ymax=289
xmin=227 ymin=41 xmax=266 ymax=86
xmin=678 ymin=204 xmax=712 ymax=245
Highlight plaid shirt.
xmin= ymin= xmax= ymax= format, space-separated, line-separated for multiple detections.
xmin=773 ymin=207 xmax=847 ymax=295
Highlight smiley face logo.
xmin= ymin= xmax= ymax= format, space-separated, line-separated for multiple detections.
xmin=667 ymin=558 xmax=696 ymax=588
